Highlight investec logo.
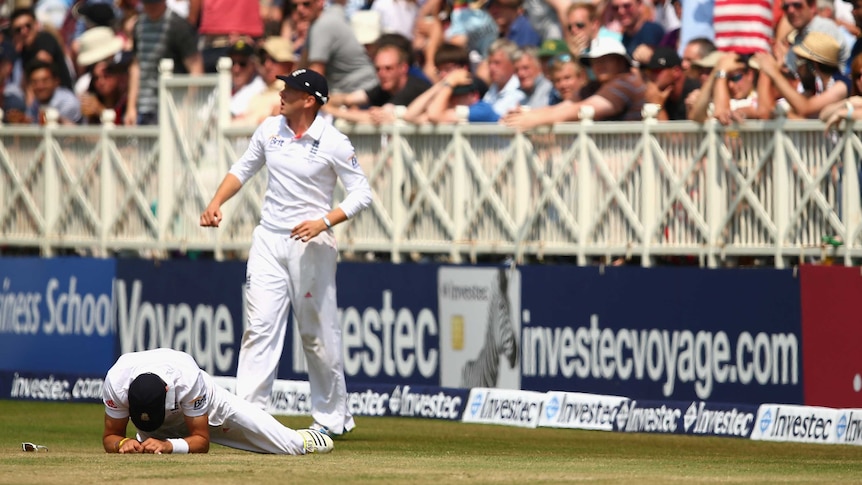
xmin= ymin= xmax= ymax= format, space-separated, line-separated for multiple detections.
xmin=836 ymin=412 xmax=862 ymax=444
xmin=683 ymin=401 xmax=754 ymax=437
xmin=548 ymin=394 xmax=617 ymax=428
xmin=470 ymin=392 xmax=485 ymax=417
xmin=615 ymin=400 xmax=681 ymax=433
xmin=388 ymin=385 xmax=463 ymax=419
xmin=761 ymin=406 xmax=832 ymax=441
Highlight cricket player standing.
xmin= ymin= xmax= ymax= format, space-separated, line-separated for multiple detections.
xmin=200 ymin=68 xmax=371 ymax=437
xmin=102 ymin=348 xmax=332 ymax=454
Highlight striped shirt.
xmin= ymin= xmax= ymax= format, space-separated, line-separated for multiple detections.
xmin=133 ymin=10 xmax=198 ymax=115
xmin=713 ymin=0 xmax=773 ymax=54
xmin=593 ymin=72 xmax=645 ymax=122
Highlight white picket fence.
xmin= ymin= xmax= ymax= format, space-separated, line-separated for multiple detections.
xmin=2 ymin=59 xmax=861 ymax=268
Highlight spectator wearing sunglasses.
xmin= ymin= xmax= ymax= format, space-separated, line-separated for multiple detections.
xmin=560 ymin=2 xmax=608 ymax=58
xmin=9 ymin=8 xmax=76 ymax=92
xmin=689 ymin=51 xmax=759 ymax=124
xmin=782 ymin=0 xmax=849 ymax=75
xmin=537 ymin=39 xmax=569 ymax=79
xmin=227 ymin=40 xmax=266 ymax=120
xmin=755 ymin=32 xmax=849 ymax=118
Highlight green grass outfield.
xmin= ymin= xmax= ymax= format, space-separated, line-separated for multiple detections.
xmin=2 ymin=400 xmax=862 ymax=484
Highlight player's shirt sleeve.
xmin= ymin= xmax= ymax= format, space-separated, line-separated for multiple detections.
xmin=328 ymin=128 xmax=372 ymax=219
xmin=180 ymin=370 xmax=210 ymax=418
xmin=228 ymin=117 xmax=270 ymax=184
xmin=102 ymin=370 xmax=130 ymax=420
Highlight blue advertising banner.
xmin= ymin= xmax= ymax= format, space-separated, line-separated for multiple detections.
xmin=279 ymin=262 xmax=441 ymax=385
xmin=0 ymin=257 xmax=116 ymax=376
xmin=517 ymin=266 xmax=803 ymax=405
xmin=114 ymin=259 xmax=247 ymax=376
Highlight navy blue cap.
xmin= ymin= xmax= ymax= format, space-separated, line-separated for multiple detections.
xmin=276 ymin=69 xmax=329 ymax=105
xmin=128 ymin=373 xmax=167 ymax=432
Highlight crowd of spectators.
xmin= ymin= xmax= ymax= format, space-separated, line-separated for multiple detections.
xmin=2 ymin=0 xmax=862 ymax=127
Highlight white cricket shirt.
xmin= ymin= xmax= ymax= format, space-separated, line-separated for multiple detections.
xmin=229 ymin=115 xmax=372 ymax=231
xmin=103 ymin=349 xmax=227 ymax=435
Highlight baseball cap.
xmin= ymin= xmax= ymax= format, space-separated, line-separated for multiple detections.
xmin=452 ymin=80 xmax=480 ymax=96
xmin=538 ymin=39 xmax=570 ymax=58
xmin=227 ymin=39 xmax=255 ymax=58
xmin=580 ymin=37 xmax=631 ymax=66
xmin=642 ymin=46 xmax=681 ymax=70
xmin=128 ymin=373 xmax=167 ymax=432
xmin=74 ymin=2 xmax=115 ymax=27
xmin=276 ymin=69 xmax=329 ymax=105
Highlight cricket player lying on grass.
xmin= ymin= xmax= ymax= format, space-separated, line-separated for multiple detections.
xmin=101 ymin=348 xmax=332 ymax=455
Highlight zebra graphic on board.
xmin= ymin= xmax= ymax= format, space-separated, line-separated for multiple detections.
xmin=460 ymin=268 xmax=518 ymax=388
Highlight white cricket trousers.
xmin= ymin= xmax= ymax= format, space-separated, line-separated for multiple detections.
xmin=236 ymin=225 xmax=354 ymax=434
xmin=136 ymin=386 xmax=308 ymax=454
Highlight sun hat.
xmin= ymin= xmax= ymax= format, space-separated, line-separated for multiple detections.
xmin=792 ymin=31 xmax=841 ymax=68
xmin=128 ymin=373 xmax=167 ymax=433
xmin=260 ymin=36 xmax=295 ymax=63
xmin=580 ymin=37 xmax=631 ymax=66
xmin=76 ymin=26 xmax=124 ymax=67
xmin=351 ymin=10 xmax=382 ymax=46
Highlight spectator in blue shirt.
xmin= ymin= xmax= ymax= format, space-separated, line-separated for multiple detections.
xmin=488 ymin=0 xmax=542 ymax=48
xmin=24 ymin=60 xmax=82 ymax=125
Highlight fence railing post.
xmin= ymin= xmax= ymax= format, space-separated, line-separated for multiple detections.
xmin=772 ymin=104 xmax=789 ymax=269
xmin=42 ymin=108 xmax=60 ymax=256
xmin=99 ymin=109 xmax=117 ymax=257
xmin=705 ymin=113 xmax=722 ymax=268
xmin=640 ymin=103 xmax=660 ymax=267
xmin=577 ymin=105 xmax=595 ymax=265
xmin=157 ymin=58 xmax=175 ymax=257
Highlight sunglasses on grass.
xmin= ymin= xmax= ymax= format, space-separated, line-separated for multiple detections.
xmin=22 ymin=442 xmax=48 ymax=452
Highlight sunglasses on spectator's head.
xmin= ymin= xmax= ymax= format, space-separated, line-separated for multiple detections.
xmin=550 ymin=54 xmax=573 ymax=66
xmin=568 ymin=22 xmax=587 ymax=30
xmin=782 ymin=1 xmax=805 ymax=11
xmin=231 ymin=58 xmax=250 ymax=68
xmin=22 ymin=442 xmax=48 ymax=452
xmin=612 ymin=3 xmax=635 ymax=10
xmin=293 ymin=0 xmax=313 ymax=7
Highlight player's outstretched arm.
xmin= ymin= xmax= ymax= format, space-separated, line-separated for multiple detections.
xmin=103 ymin=414 xmax=143 ymax=453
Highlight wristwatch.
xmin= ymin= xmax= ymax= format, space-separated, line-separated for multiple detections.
xmin=715 ymin=70 xmax=728 ymax=79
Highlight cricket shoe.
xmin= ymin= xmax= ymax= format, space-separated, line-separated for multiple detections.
xmin=309 ymin=421 xmax=354 ymax=438
xmin=297 ymin=429 xmax=334 ymax=454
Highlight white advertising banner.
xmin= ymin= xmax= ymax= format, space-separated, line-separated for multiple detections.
xmin=751 ymin=404 xmax=839 ymax=444
xmin=539 ymin=391 xmax=628 ymax=431
xmin=462 ymin=387 xmax=544 ymax=428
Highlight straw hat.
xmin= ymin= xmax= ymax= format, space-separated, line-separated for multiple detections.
xmin=792 ymin=31 xmax=840 ymax=68
xmin=351 ymin=10 xmax=381 ymax=46
xmin=76 ymin=27 xmax=124 ymax=68
xmin=260 ymin=36 xmax=295 ymax=63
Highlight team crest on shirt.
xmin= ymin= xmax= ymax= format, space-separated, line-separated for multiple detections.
xmin=349 ymin=154 xmax=358 ymax=168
